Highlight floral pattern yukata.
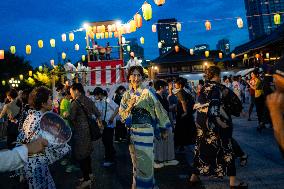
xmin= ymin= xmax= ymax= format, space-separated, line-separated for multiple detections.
xmin=193 ymin=81 xmax=236 ymax=178
xmin=119 ymin=86 xmax=171 ymax=189
xmin=17 ymin=110 xmax=70 ymax=189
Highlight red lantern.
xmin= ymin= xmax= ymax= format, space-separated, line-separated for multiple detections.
xmin=255 ymin=54 xmax=260 ymax=59
xmin=134 ymin=14 xmax=143 ymax=28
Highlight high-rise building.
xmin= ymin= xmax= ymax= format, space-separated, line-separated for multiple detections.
xmin=122 ymin=38 xmax=144 ymax=64
xmin=157 ymin=18 xmax=179 ymax=55
xmin=216 ymin=39 xmax=230 ymax=55
xmin=244 ymin=0 xmax=284 ymax=40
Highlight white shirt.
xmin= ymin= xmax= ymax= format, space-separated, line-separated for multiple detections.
xmin=0 ymin=145 xmax=28 ymax=172
xmin=95 ymin=98 xmax=119 ymax=128
xmin=125 ymin=58 xmax=142 ymax=69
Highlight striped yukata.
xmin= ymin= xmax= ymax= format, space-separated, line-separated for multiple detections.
xmin=119 ymin=86 xmax=171 ymax=189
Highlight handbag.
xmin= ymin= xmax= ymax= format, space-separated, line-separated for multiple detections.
xmin=76 ymin=100 xmax=102 ymax=141
xmin=101 ymin=101 xmax=108 ymax=127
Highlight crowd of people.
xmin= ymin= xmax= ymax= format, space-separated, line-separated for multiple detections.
xmin=0 ymin=56 xmax=283 ymax=189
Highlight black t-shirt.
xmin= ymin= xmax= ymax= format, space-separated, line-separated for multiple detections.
xmin=155 ymin=93 xmax=169 ymax=113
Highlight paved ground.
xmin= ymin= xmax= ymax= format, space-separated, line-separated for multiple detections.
xmin=0 ymin=108 xmax=284 ymax=189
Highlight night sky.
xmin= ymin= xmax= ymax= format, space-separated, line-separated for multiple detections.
xmin=0 ymin=0 xmax=249 ymax=67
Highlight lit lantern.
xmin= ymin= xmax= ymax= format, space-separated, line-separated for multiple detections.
xmin=92 ymin=26 xmax=97 ymax=33
xmin=190 ymin=49 xmax=194 ymax=55
xmin=152 ymin=24 xmax=157 ymax=32
xmin=231 ymin=53 xmax=236 ymax=59
xmin=175 ymin=45 xmax=179 ymax=52
xmin=39 ymin=66 xmax=43 ymax=72
xmin=75 ymin=44 xmax=79 ymax=51
xmin=130 ymin=20 xmax=137 ymax=32
xmin=127 ymin=45 xmax=131 ymax=52
xmin=205 ymin=20 xmax=211 ymax=30
xmin=10 ymin=46 xmax=16 ymax=54
xmin=266 ymin=53 xmax=269 ymax=59
xmin=140 ymin=37 xmax=145 ymax=44
xmin=237 ymin=17 xmax=243 ymax=29
xmin=96 ymin=33 xmax=100 ymax=39
xmin=274 ymin=14 xmax=281 ymax=25
xmin=176 ymin=22 xmax=181 ymax=31
xmin=97 ymin=26 xmax=101 ymax=33
xmin=154 ymin=0 xmax=165 ymax=6
xmin=142 ymin=2 xmax=152 ymax=21
xmin=50 ymin=59 xmax=55 ymax=66
xmin=101 ymin=25 xmax=106 ymax=33
xmin=69 ymin=32 xmax=74 ymax=41
xmin=82 ymin=55 xmax=86 ymax=61
xmin=205 ymin=50 xmax=209 ymax=57
xmin=50 ymin=39 xmax=55 ymax=48
xmin=2 ymin=80 xmax=5 ymax=86
xmin=255 ymin=54 xmax=260 ymax=59
xmin=244 ymin=54 xmax=248 ymax=59
xmin=219 ymin=52 xmax=223 ymax=59
xmin=108 ymin=25 xmax=112 ymax=32
xmin=109 ymin=32 xmax=113 ymax=38
xmin=26 ymin=45 xmax=32 ymax=55
xmin=114 ymin=32 xmax=118 ymax=38
xmin=29 ymin=71 xmax=33 ymax=77
xmin=158 ymin=42 xmax=162 ymax=48
xmin=0 ymin=50 xmax=4 ymax=59
xmin=62 ymin=52 xmax=66 ymax=60
xmin=100 ymin=33 xmax=104 ymax=39
xmin=19 ymin=74 xmax=24 ymax=81
xmin=62 ymin=33 xmax=67 ymax=42
xmin=38 ymin=40 xmax=44 ymax=48
xmin=125 ymin=23 xmax=131 ymax=33
xmin=134 ymin=14 xmax=142 ymax=28
xmin=122 ymin=37 xmax=126 ymax=44
xmin=105 ymin=32 xmax=109 ymax=38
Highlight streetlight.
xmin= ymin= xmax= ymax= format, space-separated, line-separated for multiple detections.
xmin=9 ymin=78 xmax=20 ymax=88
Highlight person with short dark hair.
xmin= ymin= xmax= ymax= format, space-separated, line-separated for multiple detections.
xmin=189 ymin=66 xmax=247 ymax=188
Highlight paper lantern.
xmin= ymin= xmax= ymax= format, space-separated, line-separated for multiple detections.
xmin=125 ymin=23 xmax=131 ymax=33
xmin=50 ymin=59 xmax=55 ymax=66
xmin=96 ymin=33 xmax=100 ymax=39
xmin=111 ymin=24 xmax=116 ymax=32
xmin=274 ymin=14 xmax=281 ymax=25
xmin=62 ymin=33 xmax=67 ymax=42
xmin=39 ymin=66 xmax=43 ymax=72
xmin=176 ymin=22 xmax=181 ymax=31
xmin=2 ymin=80 xmax=5 ymax=86
xmin=19 ymin=74 xmax=24 ymax=81
xmin=100 ymin=33 xmax=104 ymax=39
xmin=130 ymin=20 xmax=137 ymax=32
xmin=38 ymin=40 xmax=44 ymax=48
xmin=158 ymin=42 xmax=162 ymax=48
xmin=244 ymin=54 xmax=248 ymax=59
xmin=0 ymin=50 xmax=4 ymax=59
xmin=190 ymin=49 xmax=194 ymax=55
xmin=219 ymin=52 xmax=223 ymax=59
xmin=50 ymin=39 xmax=55 ymax=48
xmin=109 ymin=32 xmax=113 ymax=38
xmin=266 ymin=53 xmax=269 ymax=59
xmin=175 ymin=45 xmax=179 ymax=52
xmin=62 ymin=52 xmax=66 ymax=60
xmin=107 ymin=25 xmax=112 ymax=32
xmin=122 ymin=37 xmax=126 ymax=44
xmin=152 ymin=24 xmax=157 ymax=32
xmin=255 ymin=54 xmax=260 ymax=59
xmin=92 ymin=26 xmax=97 ymax=33
xmin=205 ymin=50 xmax=209 ymax=57
xmin=114 ymin=32 xmax=118 ymax=38
xmin=75 ymin=44 xmax=79 ymax=51
xmin=231 ymin=53 xmax=236 ymax=59
xmin=105 ymin=32 xmax=109 ymax=38
xmin=82 ymin=55 xmax=86 ymax=61
xmin=142 ymin=2 xmax=152 ymax=21
xmin=205 ymin=20 xmax=211 ymax=30
xmin=134 ymin=14 xmax=143 ymax=28
xmin=140 ymin=37 xmax=145 ymax=44
xmin=29 ymin=71 xmax=33 ymax=77
xmin=127 ymin=45 xmax=131 ymax=52
xmin=26 ymin=45 xmax=32 ymax=55
xmin=10 ymin=46 xmax=16 ymax=54
xmin=69 ymin=33 xmax=74 ymax=41
xmin=101 ymin=25 xmax=106 ymax=33
xmin=237 ymin=17 xmax=243 ymax=29
xmin=154 ymin=0 xmax=165 ymax=6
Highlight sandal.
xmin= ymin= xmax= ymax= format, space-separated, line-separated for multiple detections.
xmin=240 ymin=154 xmax=248 ymax=167
xmin=230 ymin=182 xmax=248 ymax=189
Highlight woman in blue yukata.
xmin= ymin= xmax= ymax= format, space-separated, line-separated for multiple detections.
xmin=119 ymin=66 xmax=171 ymax=189
xmin=17 ymin=86 xmax=70 ymax=189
